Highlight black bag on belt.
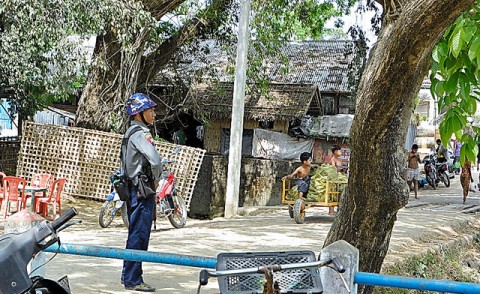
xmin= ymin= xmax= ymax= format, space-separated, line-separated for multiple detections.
xmin=111 ymin=170 xmax=130 ymax=201
xmin=136 ymin=174 xmax=156 ymax=200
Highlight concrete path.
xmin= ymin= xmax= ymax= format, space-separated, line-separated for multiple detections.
xmin=3 ymin=173 xmax=480 ymax=293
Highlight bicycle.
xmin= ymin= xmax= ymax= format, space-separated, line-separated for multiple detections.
xmin=196 ymin=250 xmax=349 ymax=294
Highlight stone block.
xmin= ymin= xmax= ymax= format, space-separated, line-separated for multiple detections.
xmin=320 ymin=240 xmax=359 ymax=294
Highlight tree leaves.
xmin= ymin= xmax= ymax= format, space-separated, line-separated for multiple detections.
xmin=431 ymin=0 xmax=480 ymax=163
xmin=449 ymin=21 xmax=464 ymax=58
xmin=0 ymin=0 xmax=156 ymax=119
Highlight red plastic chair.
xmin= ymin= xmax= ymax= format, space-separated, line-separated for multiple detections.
xmin=0 ymin=172 xmax=6 ymax=207
xmin=35 ymin=178 xmax=66 ymax=218
xmin=3 ymin=176 xmax=27 ymax=218
xmin=32 ymin=173 xmax=53 ymax=188
xmin=27 ymin=173 xmax=53 ymax=204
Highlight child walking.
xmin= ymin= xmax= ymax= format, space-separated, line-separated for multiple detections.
xmin=460 ymin=159 xmax=473 ymax=204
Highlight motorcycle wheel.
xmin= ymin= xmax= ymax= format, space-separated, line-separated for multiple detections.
xmin=121 ymin=203 xmax=130 ymax=228
xmin=99 ymin=200 xmax=115 ymax=228
xmin=167 ymin=195 xmax=187 ymax=229
xmin=428 ymin=176 xmax=437 ymax=190
xmin=442 ymin=174 xmax=451 ymax=187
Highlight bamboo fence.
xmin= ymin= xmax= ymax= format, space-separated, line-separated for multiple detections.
xmin=16 ymin=121 xmax=205 ymax=209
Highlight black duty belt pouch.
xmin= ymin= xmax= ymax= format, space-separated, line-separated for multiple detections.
xmin=137 ymin=174 xmax=156 ymax=200
xmin=112 ymin=172 xmax=130 ymax=201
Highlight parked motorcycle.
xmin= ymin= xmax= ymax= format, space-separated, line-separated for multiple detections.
xmin=423 ymin=153 xmax=438 ymax=189
xmin=0 ymin=208 xmax=79 ymax=294
xmin=435 ymin=159 xmax=451 ymax=187
xmin=98 ymin=190 xmax=129 ymax=228
xmin=154 ymin=147 xmax=188 ymax=229
xmin=423 ymin=153 xmax=451 ymax=189
xmin=98 ymin=170 xmax=129 ymax=228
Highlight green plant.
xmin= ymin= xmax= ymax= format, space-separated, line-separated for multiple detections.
xmin=376 ymin=240 xmax=480 ymax=293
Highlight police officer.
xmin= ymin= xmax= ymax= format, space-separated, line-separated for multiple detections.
xmin=122 ymin=93 xmax=162 ymax=292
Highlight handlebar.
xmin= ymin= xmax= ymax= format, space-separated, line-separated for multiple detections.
xmin=331 ymin=256 xmax=346 ymax=273
xmin=52 ymin=208 xmax=78 ymax=231
xmin=198 ymin=257 xmax=346 ymax=290
xmin=0 ymin=208 xmax=79 ymax=294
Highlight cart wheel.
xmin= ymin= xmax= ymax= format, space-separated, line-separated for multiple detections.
xmin=293 ymin=199 xmax=305 ymax=224
xmin=288 ymin=205 xmax=294 ymax=218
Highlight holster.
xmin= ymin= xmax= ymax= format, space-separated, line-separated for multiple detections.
xmin=134 ymin=174 xmax=156 ymax=200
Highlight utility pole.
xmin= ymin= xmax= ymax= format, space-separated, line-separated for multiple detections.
xmin=224 ymin=0 xmax=250 ymax=218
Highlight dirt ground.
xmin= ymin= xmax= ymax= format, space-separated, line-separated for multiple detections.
xmin=2 ymin=174 xmax=480 ymax=293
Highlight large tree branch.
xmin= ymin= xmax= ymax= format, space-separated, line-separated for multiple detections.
xmin=137 ymin=0 xmax=232 ymax=87
xmin=143 ymin=0 xmax=188 ymax=19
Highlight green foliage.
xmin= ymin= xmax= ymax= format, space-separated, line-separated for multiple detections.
xmin=431 ymin=1 xmax=480 ymax=163
xmin=252 ymin=0 xmax=342 ymax=41
xmin=379 ymin=239 xmax=480 ymax=293
xmin=0 ymin=0 xmax=155 ymax=119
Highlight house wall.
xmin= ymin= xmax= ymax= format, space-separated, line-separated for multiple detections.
xmin=338 ymin=96 xmax=355 ymax=114
xmin=203 ymin=119 xmax=289 ymax=153
xmin=189 ymin=155 xmax=294 ymax=218
xmin=33 ymin=109 xmax=72 ymax=126
xmin=321 ymin=94 xmax=355 ymax=115
xmin=0 ymin=136 xmax=20 ymax=175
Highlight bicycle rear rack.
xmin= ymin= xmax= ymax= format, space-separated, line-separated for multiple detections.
xmin=215 ymin=250 xmax=323 ymax=294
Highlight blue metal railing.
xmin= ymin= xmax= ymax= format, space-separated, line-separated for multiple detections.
xmin=355 ymin=272 xmax=480 ymax=294
xmin=44 ymin=243 xmax=216 ymax=268
xmin=44 ymin=243 xmax=480 ymax=293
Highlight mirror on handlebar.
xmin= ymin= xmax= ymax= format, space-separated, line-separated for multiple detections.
xmin=172 ymin=146 xmax=182 ymax=154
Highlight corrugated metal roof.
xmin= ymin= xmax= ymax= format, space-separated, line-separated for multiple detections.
xmin=268 ymin=41 xmax=357 ymax=93
xmin=155 ymin=40 xmax=360 ymax=94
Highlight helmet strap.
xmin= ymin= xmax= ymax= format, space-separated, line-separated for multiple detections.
xmin=140 ymin=112 xmax=150 ymax=126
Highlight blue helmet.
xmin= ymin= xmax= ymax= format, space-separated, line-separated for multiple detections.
xmin=125 ymin=93 xmax=157 ymax=116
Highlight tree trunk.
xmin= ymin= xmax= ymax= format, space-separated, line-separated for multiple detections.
xmin=75 ymin=31 xmax=125 ymax=132
xmin=75 ymin=0 xmax=231 ymax=132
xmin=323 ymin=1 xmax=474 ymax=293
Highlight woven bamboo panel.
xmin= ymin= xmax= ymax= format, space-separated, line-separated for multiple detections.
xmin=16 ymin=121 xmax=205 ymax=209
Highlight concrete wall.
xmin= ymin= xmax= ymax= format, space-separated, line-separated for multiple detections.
xmin=188 ymin=154 xmax=295 ymax=218
xmin=203 ymin=119 xmax=289 ymax=153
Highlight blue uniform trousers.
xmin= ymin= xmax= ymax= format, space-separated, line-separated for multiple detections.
xmin=122 ymin=188 xmax=155 ymax=287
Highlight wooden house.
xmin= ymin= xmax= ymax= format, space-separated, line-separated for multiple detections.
xmin=187 ymin=82 xmax=322 ymax=153
xmin=176 ymin=40 xmax=362 ymax=154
